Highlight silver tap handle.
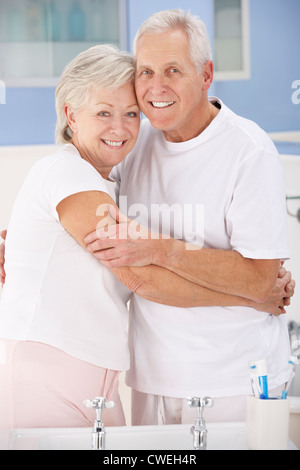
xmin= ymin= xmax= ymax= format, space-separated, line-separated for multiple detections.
xmin=83 ymin=397 xmax=115 ymax=410
xmin=105 ymin=400 xmax=115 ymax=409
xmin=83 ymin=397 xmax=115 ymax=423
xmin=187 ymin=397 xmax=213 ymax=409
xmin=187 ymin=397 xmax=213 ymax=418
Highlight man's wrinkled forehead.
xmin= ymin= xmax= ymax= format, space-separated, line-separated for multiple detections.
xmin=134 ymin=30 xmax=192 ymax=70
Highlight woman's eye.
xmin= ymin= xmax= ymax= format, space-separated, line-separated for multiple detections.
xmin=98 ymin=111 xmax=110 ymax=117
xmin=126 ymin=112 xmax=138 ymax=117
xmin=170 ymin=68 xmax=179 ymax=73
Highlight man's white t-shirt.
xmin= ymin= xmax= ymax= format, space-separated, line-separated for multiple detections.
xmin=0 ymin=144 xmax=131 ymax=371
xmin=111 ymin=98 xmax=291 ymax=398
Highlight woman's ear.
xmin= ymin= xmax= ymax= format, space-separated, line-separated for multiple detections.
xmin=64 ymin=104 xmax=77 ymax=133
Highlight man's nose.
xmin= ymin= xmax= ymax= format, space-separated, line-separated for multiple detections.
xmin=150 ymin=73 xmax=169 ymax=93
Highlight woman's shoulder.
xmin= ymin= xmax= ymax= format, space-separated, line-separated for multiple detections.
xmin=30 ymin=143 xmax=100 ymax=179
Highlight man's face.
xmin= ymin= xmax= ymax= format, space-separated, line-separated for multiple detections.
xmin=135 ymin=28 xmax=210 ymax=143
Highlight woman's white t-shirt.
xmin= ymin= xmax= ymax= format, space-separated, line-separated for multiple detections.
xmin=111 ymin=98 xmax=292 ymax=397
xmin=0 ymin=144 xmax=131 ymax=371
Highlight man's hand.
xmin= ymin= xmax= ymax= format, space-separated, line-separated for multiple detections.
xmin=255 ymin=263 xmax=295 ymax=316
xmin=84 ymin=207 xmax=159 ymax=267
xmin=0 ymin=230 xmax=7 ymax=286
xmin=278 ymin=262 xmax=295 ymax=309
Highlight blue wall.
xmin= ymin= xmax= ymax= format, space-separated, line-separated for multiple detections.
xmin=215 ymin=0 xmax=300 ymax=132
xmin=0 ymin=87 xmax=56 ymax=145
xmin=0 ymin=0 xmax=299 ymax=145
xmin=127 ymin=0 xmax=215 ymax=52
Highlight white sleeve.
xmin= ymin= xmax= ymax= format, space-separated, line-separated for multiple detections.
xmin=42 ymin=154 xmax=111 ymax=220
xmin=226 ymin=150 xmax=290 ymax=260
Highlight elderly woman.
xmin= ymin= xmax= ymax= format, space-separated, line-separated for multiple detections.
xmin=0 ymin=44 xmax=293 ymax=432
xmin=0 ymin=45 xmax=140 ymax=429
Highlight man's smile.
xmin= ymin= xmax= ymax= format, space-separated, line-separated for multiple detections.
xmin=150 ymin=101 xmax=175 ymax=108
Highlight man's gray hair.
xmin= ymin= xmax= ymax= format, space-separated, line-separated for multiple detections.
xmin=55 ymin=44 xmax=135 ymax=144
xmin=133 ymin=9 xmax=212 ymax=74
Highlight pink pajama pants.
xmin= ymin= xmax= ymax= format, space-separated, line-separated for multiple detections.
xmin=0 ymin=339 xmax=125 ymax=431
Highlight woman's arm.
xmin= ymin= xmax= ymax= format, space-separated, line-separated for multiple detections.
xmin=57 ymin=191 xmax=290 ymax=316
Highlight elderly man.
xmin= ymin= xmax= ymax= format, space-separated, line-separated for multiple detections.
xmin=84 ymin=9 xmax=295 ymax=425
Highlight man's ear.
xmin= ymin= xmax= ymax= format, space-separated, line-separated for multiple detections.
xmin=202 ymin=60 xmax=214 ymax=91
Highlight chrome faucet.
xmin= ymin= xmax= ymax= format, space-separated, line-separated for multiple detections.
xmin=83 ymin=397 xmax=114 ymax=450
xmin=289 ymin=321 xmax=300 ymax=359
xmin=187 ymin=397 xmax=213 ymax=450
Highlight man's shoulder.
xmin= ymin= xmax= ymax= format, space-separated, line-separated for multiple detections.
xmin=128 ymin=118 xmax=159 ymax=155
xmin=221 ymin=105 xmax=276 ymax=154
xmin=139 ymin=117 xmax=158 ymax=137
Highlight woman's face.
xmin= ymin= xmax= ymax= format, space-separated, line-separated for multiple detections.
xmin=66 ymin=81 xmax=140 ymax=179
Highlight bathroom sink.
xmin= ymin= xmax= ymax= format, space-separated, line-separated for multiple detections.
xmin=5 ymin=422 xmax=298 ymax=450
xmin=37 ymin=423 xmax=247 ymax=450
xmin=7 ymin=422 xmax=249 ymax=450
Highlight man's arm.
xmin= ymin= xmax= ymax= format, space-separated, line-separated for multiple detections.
xmin=115 ymin=262 xmax=291 ymax=316
xmin=0 ymin=202 xmax=293 ymax=315
xmin=84 ymin=218 xmax=285 ymax=303
xmin=153 ymin=239 xmax=281 ymax=303
xmin=56 ymin=192 xmax=290 ymax=314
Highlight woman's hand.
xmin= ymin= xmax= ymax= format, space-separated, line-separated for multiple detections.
xmin=0 ymin=230 xmax=7 ymax=286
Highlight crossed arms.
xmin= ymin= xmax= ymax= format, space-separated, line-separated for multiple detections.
xmin=0 ymin=190 xmax=295 ymax=314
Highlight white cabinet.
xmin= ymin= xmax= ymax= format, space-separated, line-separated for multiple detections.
xmin=0 ymin=0 xmax=128 ymax=86
xmin=214 ymin=0 xmax=250 ymax=81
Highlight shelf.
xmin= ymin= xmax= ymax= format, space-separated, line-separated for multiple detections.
xmin=214 ymin=0 xmax=250 ymax=81
xmin=0 ymin=0 xmax=127 ymax=86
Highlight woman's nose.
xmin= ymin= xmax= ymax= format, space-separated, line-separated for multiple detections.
xmin=110 ymin=116 xmax=126 ymax=135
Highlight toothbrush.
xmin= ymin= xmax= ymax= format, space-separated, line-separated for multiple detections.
xmin=250 ymin=369 xmax=261 ymax=398
xmin=249 ymin=359 xmax=269 ymax=399
xmin=282 ymin=355 xmax=299 ymax=399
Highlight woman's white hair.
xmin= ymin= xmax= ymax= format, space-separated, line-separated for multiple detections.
xmin=55 ymin=44 xmax=135 ymax=144
xmin=133 ymin=9 xmax=212 ymax=74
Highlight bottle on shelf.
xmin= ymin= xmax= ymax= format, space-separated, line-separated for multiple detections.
xmin=68 ymin=0 xmax=86 ymax=41
xmin=49 ymin=0 xmax=61 ymax=42
xmin=3 ymin=0 xmax=26 ymax=42
xmin=88 ymin=0 xmax=105 ymax=42
xmin=26 ymin=0 xmax=48 ymax=42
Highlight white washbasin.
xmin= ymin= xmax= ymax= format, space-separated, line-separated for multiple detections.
xmin=3 ymin=422 xmax=258 ymax=450
xmin=5 ymin=422 xmax=298 ymax=450
xmin=36 ymin=423 xmax=247 ymax=450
